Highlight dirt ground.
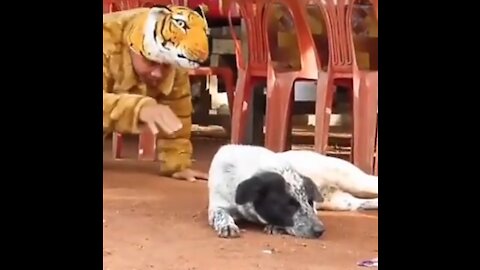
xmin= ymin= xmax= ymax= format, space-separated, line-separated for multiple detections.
xmin=103 ymin=137 xmax=378 ymax=270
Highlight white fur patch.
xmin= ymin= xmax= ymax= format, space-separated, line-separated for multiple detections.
xmin=278 ymin=150 xmax=379 ymax=211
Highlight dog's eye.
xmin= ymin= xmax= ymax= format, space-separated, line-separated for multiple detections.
xmin=308 ymin=199 xmax=314 ymax=206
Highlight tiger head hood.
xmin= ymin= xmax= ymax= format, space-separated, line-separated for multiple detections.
xmin=126 ymin=5 xmax=209 ymax=69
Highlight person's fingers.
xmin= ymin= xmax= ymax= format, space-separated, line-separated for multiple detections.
xmin=172 ymin=172 xmax=196 ymax=182
xmin=162 ymin=108 xmax=182 ymax=130
xmin=164 ymin=112 xmax=182 ymax=132
xmin=146 ymin=121 xmax=159 ymax=135
xmin=154 ymin=116 xmax=173 ymax=134
xmin=172 ymin=119 xmax=183 ymax=131
xmin=149 ymin=106 xmax=182 ymax=134
xmin=193 ymin=171 xmax=209 ymax=179
xmin=163 ymin=117 xmax=181 ymax=134
xmin=172 ymin=114 xmax=183 ymax=130
xmin=163 ymin=114 xmax=180 ymax=132
xmin=186 ymin=176 xmax=197 ymax=182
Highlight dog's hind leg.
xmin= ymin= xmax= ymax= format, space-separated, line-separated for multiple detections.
xmin=344 ymin=174 xmax=378 ymax=198
xmin=358 ymin=198 xmax=378 ymax=210
xmin=317 ymin=186 xmax=378 ymax=211
xmin=209 ymin=208 xmax=241 ymax=238
xmin=331 ymin=167 xmax=378 ymax=199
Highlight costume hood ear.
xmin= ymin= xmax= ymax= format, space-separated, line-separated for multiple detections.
xmin=194 ymin=4 xmax=208 ymax=19
xmin=151 ymin=5 xmax=172 ymax=15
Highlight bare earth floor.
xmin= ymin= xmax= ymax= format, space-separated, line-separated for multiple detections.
xmin=103 ymin=137 xmax=378 ymax=270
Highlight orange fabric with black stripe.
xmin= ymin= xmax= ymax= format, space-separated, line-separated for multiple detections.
xmin=103 ymin=5 xmax=209 ymax=175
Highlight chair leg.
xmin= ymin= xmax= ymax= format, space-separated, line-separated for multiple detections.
xmin=314 ymin=71 xmax=335 ymax=154
xmin=230 ymin=69 xmax=253 ymax=144
xmin=138 ymin=129 xmax=156 ymax=161
xmin=220 ymin=70 xmax=235 ymax=116
xmin=352 ymin=72 xmax=378 ymax=174
xmin=264 ymin=73 xmax=295 ymax=152
xmin=112 ymin=132 xmax=123 ymax=159
xmin=374 ymin=128 xmax=378 ymax=176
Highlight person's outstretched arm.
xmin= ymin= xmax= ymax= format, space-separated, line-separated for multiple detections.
xmin=103 ymin=54 xmax=157 ymax=134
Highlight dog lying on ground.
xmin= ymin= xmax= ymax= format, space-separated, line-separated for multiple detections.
xmin=207 ymin=144 xmax=379 ymax=239
xmin=208 ymin=144 xmax=325 ymax=239
xmin=278 ymin=150 xmax=378 ymax=211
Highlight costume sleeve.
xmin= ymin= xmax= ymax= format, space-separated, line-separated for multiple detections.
xmin=103 ymin=54 xmax=157 ymax=134
xmin=155 ymin=69 xmax=193 ymax=176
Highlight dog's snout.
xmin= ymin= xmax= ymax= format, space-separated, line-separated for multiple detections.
xmin=312 ymin=225 xmax=325 ymax=238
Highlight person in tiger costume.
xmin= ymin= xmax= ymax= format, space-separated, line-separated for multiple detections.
xmin=103 ymin=5 xmax=210 ymax=181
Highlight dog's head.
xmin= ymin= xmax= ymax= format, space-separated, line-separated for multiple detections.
xmin=235 ymin=170 xmax=325 ymax=238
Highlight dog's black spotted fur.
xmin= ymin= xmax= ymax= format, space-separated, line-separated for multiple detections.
xmin=208 ymin=144 xmax=325 ymax=238
xmin=235 ymin=172 xmax=301 ymax=227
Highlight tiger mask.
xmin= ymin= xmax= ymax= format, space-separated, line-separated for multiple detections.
xmin=129 ymin=5 xmax=210 ymax=69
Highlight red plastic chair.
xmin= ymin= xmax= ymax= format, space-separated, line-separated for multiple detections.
xmin=141 ymin=0 xmax=177 ymax=6
xmin=262 ymin=0 xmax=324 ymax=151
xmin=312 ymin=0 xmax=378 ymax=173
xmin=222 ymin=0 xmax=270 ymax=144
xmin=103 ymin=0 xmax=118 ymax=12
xmin=108 ymin=0 xmax=142 ymax=11
xmin=374 ymin=128 xmax=378 ymax=175
xmin=372 ymin=0 xmax=378 ymax=18
xmin=373 ymin=0 xmax=378 ymax=176
xmin=189 ymin=67 xmax=235 ymax=113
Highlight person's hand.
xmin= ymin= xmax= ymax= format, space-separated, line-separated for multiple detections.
xmin=139 ymin=103 xmax=182 ymax=135
xmin=172 ymin=169 xmax=209 ymax=182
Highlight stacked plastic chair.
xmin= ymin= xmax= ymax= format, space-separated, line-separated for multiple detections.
xmin=312 ymin=0 xmax=378 ymax=174
xmin=222 ymin=0 xmax=270 ymax=144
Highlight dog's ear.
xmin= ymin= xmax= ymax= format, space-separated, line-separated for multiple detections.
xmin=235 ymin=172 xmax=286 ymax=205
xmin=301 ymin=175 xmax=323 ymax=203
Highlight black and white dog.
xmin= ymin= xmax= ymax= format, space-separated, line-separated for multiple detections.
xmin=278 ymin=150 xmax=378 ymax=211
xmin=208 ymin=144 xmax=325 ymax=239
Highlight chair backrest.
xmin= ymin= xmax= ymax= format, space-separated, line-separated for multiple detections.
xmin=371 ymin=0 xmax=377 ymax=19
xmin=103 ymin=0 xmax=142 ymax=12
xmin=141 ymin=0 xmax=178 ymax=8
xmin=103 ymin=0 xmax=117 ymax=13
xmin=103 ymin=1 xmax=179 ymax=13
xmin=313 ymin=0 xmax=377 ymax=73
xmin=222 ymin=0 xmax=269 ymax=72
xmin=314 ymin=0 xmax=356 ymax=73
xmin=263 ymin=0 xmax=321 ymax=78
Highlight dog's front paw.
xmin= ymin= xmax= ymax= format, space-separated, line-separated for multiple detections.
xmin=211 ymin=208 xmax=241 ymax=238
xmin=216 ymin=223 xmax=241 ymax=238
xmin=263 ymin=225 xmax=287 ymax=235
